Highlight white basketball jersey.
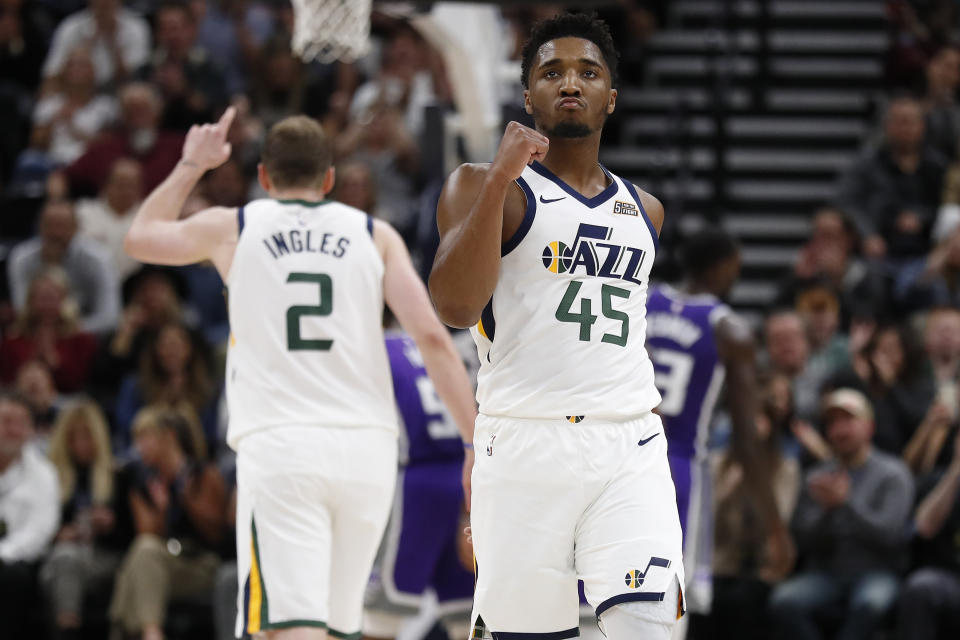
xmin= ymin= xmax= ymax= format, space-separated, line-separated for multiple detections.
xmin=225 ymin=198 xmax=396 ymax=447
xmin=471 ymin=161 xmax=662 ymax=421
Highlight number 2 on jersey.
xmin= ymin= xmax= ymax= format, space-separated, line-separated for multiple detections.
xmin=555 ymin=282 xmax=630 ymax=346
xmin=286 ymin=272 xmax=333 ymax=351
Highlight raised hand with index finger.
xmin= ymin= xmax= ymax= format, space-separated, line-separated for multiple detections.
xmin=180 ymin=106 xmax=237 ymax=172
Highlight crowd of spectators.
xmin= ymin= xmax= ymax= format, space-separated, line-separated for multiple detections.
xmin=0 ymin=1 xmax=482 ymax=637
xmin=689 ymin=4 xmax=960 ymax=639
xmin=2 ymin=1 xmax=960 ymax=640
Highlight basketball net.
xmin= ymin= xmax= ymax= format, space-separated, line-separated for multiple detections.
xmin=290 ymin=0 xmax=372 ymax=63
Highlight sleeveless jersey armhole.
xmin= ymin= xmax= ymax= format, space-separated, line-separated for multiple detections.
xmin=620 ymin=180 xmax=660 ymax=251
xmin=502 ymin=177 xmax=537 ymax=257
xmin=237 ymin=206 xmax=245 ymax=236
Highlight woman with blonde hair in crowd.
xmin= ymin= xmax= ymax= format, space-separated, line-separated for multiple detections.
xmin=109 ymin=405 xmax=226 ymax=640
xmin=41 ymin=399 xmax=124 ymax=640
xmin=0 ymin=266 xmax=98 ymax=392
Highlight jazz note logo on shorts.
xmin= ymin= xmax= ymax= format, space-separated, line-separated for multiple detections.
xmin=624 ymin=557 xmax=672 ymax=589
xmin=486 ymin=434 xmax=496 ymax=456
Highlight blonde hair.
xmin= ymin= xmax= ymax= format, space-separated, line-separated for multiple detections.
xmin=12 ymin=266 xmax=80 ymax=335
xmin=48 ymin=399 xmax=114 ymax=506
xmin=261 ymin=115 xmax=331 ymax=189
xmin=131 ymin=403 xmax=208 ymax=462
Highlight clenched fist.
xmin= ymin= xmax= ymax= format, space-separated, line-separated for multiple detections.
xmin=490 ymin=121 xmax=549 ymax=181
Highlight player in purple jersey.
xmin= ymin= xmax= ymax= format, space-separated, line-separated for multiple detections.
xmin=362 ymin=332 xmax=475 ymax=640
xmin=645 ymin=228 xmax=793 ymax=634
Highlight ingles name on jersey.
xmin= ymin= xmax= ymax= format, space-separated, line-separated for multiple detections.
xmin=540 ymin=223 xmax=647 ymax=285
xmin=262 ymin=229 xmax=351 ymax=260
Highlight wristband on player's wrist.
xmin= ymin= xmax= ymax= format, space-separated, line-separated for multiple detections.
xmin=463 ymin=441 xmax=474 ymax=450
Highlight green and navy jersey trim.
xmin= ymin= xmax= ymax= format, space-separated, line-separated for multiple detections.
xmin=238 ymin=206 xmax=245 ymax=235
xmin=276 ymin=198 xmax=332 ymax=207
xmin=621 ymin=180 xmax=659 ymax=251
xmin=529 ymin=160 xmax=618 ymax=209
xmin=503 ymin=176 xmax=537 ymax=257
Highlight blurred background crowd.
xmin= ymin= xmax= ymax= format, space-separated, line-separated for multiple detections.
xmin=2 ymin=1 xmax=960 ymax=639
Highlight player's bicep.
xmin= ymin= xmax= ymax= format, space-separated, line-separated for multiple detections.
xmin=125 ymin=206 xmax=237 ymax=266
xmin=436 ymin=164 xmax=487 ymax=239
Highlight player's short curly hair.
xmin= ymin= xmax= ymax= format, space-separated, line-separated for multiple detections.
xmin=681 ymin=227 xmax=740 ymax=277
xmin=520 ymin=12 xmax=619 ymax=89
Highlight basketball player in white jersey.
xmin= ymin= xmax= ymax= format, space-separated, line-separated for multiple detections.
xmin=124 ymin=110 xmax=477 ymax=640
xmin=430 ymin=13 xmax=684 ymax=640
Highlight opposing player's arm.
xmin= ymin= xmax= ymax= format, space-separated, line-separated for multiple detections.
xmin=124 ymin=107 xmax=239 ymax=277
xmin=632 ymin=183 xmax=665 ymax=235
xmin=377 ymin=218 xmax=477 ymax=444
xmin=429 ymin=121 xmax=547 ymax=328
xmin=716 ymin=314 xmax=796 ymax=576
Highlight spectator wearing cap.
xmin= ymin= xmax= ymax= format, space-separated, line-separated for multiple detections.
xmin=0 ymin=390 xmax=60 ymax=637
xmin=834 ymin=96 xmax=947 ymax=259
xmin=41 ymin=0 xmax=151 ymax=91
xmin=7 ymin=199 xmax=120 ymax=334
xmin=769 ymin=388 xmax=914 ymax=640
xmin=897 ymin=430 xmax=960 ymax=640
xmin=76 ymin=157 xmax=143 ymax=280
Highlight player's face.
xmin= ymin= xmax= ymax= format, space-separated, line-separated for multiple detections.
xmin=524 ymin=37 xmax=617 ymax=139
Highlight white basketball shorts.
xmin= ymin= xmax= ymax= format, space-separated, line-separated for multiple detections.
xmin=469 ymin=412 xmax=685 ymax=638
xmin=234 ymin=425 xmax=397 ymax=638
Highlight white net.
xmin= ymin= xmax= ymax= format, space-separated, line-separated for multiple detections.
xmin=290 ymin=0 xmax=372 ymax=64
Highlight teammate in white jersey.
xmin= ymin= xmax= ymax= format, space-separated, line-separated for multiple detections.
xmin=430 ymin=13 xmax=684 ymax=640
xmin=124 ymin=111 xmax=477 ymax=640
